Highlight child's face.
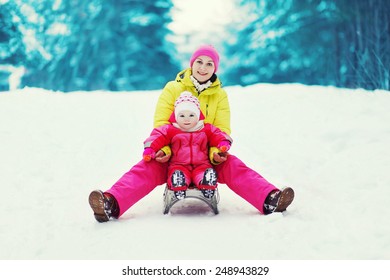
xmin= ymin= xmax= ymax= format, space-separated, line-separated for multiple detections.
xmin=191 ymin=55 xmax=215 ymax=83
xmin=176 ymin=110 xmax=199 ymax=131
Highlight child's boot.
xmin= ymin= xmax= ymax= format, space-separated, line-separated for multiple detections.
xmin=263 ymin=187 xmax=295 ymax=214
xmin=88 ymin=190 xmax=119 ymax=222
xmin=199 ymin=168 xmax=218 ymax=199
xmin=170 ymin=170 xmax=187 ymax=199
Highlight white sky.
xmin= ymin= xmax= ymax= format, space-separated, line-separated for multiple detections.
xmin=168 ymin=0 xmax=239 ymax=64
xmin=169 ymin=0 xmax=236 ymax=35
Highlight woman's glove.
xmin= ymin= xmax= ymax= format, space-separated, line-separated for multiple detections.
xmin=217 ymin=140 xmax=231 ymax=153
xmin=142 ymin=148 xmax=156 ymax=162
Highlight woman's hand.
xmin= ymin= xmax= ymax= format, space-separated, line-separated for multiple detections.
xmin=213 ymin=152 xmax=228 ymax=163
xmin=155 ymin=150 xmax=171 ymax=163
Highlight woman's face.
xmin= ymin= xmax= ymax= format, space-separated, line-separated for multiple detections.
xmin=191 ymin=55 xmax=215 ymax=83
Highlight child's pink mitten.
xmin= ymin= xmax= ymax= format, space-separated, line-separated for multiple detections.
xmin=217 ymin=140 xmax=231 ymax=153
xmin=143 ymin=148 xmax=156 ymax=162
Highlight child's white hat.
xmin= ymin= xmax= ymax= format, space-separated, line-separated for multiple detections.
xmin=174 ymin=91 xmax=201 ymax=120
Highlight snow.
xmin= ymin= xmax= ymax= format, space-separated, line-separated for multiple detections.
xmin=1 ymin=84 xmax=390 ymax=278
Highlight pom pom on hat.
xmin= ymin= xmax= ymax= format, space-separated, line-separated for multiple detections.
xmin=174 ymin=91 xmax=201 ymax=120
xmin=190 ymin=45 xmax=220 ymax=73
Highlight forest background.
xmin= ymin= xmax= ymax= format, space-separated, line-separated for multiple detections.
xmin=1 ymin=0 xmax=389 ymax=92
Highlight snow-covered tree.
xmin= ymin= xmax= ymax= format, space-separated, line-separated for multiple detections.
xmin=2 ymin=0 xmax=179 ymax=92
xmin=223 ymin=0 xmax=389 ymax=90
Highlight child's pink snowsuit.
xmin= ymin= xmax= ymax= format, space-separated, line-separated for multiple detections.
xmin=144 ymin=123 xmax=232 ymax=190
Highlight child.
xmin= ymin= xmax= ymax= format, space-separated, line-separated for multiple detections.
xmin=142 ymin=91 xmax=232 ymax=199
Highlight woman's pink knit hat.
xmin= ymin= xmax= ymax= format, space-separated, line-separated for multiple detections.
xmin=190 ymin=45 xmax=220 ymax=73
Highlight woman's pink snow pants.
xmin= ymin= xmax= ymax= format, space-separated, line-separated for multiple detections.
xmin=106 ymin=155 xmax=278 ymax=217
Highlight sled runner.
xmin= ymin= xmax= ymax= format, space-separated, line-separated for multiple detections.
xmin=163 ymin=184 xmax=219 ymax=215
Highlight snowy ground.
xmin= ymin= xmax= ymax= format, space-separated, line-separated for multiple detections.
xmin=1 ymin=84 xmax=390 ymax=277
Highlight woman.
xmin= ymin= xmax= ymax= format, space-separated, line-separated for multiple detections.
xmin=88 ymin=45 xmax=294 ymax=222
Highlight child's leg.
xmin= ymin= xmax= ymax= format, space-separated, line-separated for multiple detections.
xmin=105 ymin=160 xmax=168 ymax=217
xmin=193 ymin=165 xmax=218 ymax=198
xmin=167 ymin=166 xmax=191 ymax=199
xmin=167 ymin=167 xmax=191 ymax=190
xmin=215 ymin=155 xmax=278 ymax=214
